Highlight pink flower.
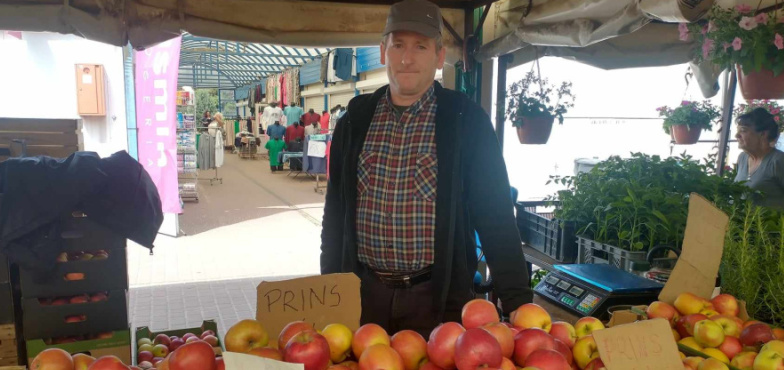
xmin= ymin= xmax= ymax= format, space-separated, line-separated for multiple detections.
xmin=723 ymin=42 xmax=731 ymax=51
xmin=739 ymin=16 xmax=759 ymax=30
xmin=772 ymin=108 xmax=781 ymax=114
xmin=733 ymin=37 xmax=743 ymax=51
xmin=775 ymin=33 xmax=784 ymax=50
xmin=682 ymin=101 xmax=691 ymax=106
xmin=776 ymin=116 xmax=781 ymax=122
xmin=736 ymin=4 xmax=753 ymax=13
xmin=678 ymin=23 xmax=690 ymax=41
xmin=703 ymin=38 xmax=715 ymax=59
xmin=755 ymin=13 xmax=770 ymax=24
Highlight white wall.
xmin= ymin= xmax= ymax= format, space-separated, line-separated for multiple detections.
xmin=0 ymin=32 xmax=128 ymax=158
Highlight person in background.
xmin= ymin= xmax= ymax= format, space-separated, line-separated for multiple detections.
xmin=304 ymin=120 xmax=320 ymax=137
xmin=265 ymin=137 xmax=286 ymax=172
xmin=208 ymin=112 xmax=224 ymax=137
xmin=284 ymin=102 xmax=304 ymax=127
xmin=320 ymin=0 xmax=532 ymax=337
xmin=202 ymin=111 xmax=212 ymax=127
xmin=301 ymin=108 xmax=321 ymax=126
xmin=321 ymin=110 xmax=331 ymax=130
xmin=285 ymin=120 xmax=305 ymax=146
xmin=329 ymin=105 xmax=342 ymax=131
xmin=734 ymin=107 xmax=784 ymax=209
xmin=267 ymin=120 xmax=286 ymax=140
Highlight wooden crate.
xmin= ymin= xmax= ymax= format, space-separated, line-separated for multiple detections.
xmin=0 ymin=324 xmax=18 ymax=367
xmin=0 ymin=118 xmax=82 ymax=161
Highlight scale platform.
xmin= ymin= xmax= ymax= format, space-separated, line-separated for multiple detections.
xmin=534 ymin=264 xmax=664 ymax=320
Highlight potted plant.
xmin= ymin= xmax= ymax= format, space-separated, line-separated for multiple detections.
xmin=506 ymin=71 xmax=575 ymax=144
xmin=657 ymin=100 xmax=721 ymax=144
xmin=681 ymin=5 xmax=784 ymax=99
xmin=734 ymin=99 xmax=784 ymax=130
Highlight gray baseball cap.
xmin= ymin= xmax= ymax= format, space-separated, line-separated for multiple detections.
xmin=383 ymin=0 xmax=443 ymax=39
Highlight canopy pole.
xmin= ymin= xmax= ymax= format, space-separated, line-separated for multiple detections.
xmin=717 ymin=68 xmax=737 ymax=176
xmin=495 ymin=54 xmax=508 ymax=150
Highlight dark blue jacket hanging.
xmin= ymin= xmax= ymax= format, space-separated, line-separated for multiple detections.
xmin=333 ymin=48 xmax=354 ymax=81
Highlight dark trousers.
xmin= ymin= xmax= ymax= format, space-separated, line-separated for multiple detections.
xmin=270 ymin=165 xmax=283 ymax=172
xmin=359 ymin=266 xmax=465 ymax=339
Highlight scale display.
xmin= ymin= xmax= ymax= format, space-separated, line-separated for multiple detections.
xmin=534 ymin=264 xmax=664 ymax=319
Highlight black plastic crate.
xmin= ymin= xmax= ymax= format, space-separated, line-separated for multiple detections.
xmin=577 ymin=236 xmax=648 ymax=272
xmin=515 ymin=201 xmax=578 ymax=263
xmin=22 ymin=289 xmax=128 ymax=339
xmin=0 ymin=284 xmax=14 ymax=325
xmin=19 ymin=247 xmax=127 ymax=298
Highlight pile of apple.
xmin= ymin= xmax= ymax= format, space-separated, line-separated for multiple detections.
xmin=645 ymin=292 xmax=784 ymax=370
xmin=56 ymin=250 xmax=111 ymax=262
xmin=221 ymin=299 xmax=608 ymax=370
xmin=37 ymin=291 xmax=110 ymax=306
xmin=136 ymin=331 xmax=221 ymax=369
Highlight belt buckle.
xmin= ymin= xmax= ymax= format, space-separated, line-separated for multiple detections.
xmin=402 ymin=275 xmax=412 ymax=288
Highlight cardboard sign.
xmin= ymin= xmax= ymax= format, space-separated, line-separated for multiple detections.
xmin=256 ymin=273 xmax=361 ymax=347
xmin=224 ymin=352 xmax=304 ymax=370
xmin=593 ymin=319 xmax=683 ymax=370
xmin=658 ymin=194 xmax=729 ymax=303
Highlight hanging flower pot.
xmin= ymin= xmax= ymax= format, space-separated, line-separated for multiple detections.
xmin=736 ymin=65 xmax=784 ymax=101
xmin=670 ymin=124 xmax=703 ymax=144
xmin=516 ymin=114 xmax=555 ymax=144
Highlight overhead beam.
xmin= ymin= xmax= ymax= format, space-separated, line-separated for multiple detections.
xmin=302 ymin=0 xmax=475 ymax=9
xmin=181 ymin=49 xmax=317 ymax=61
xmin=179 ymin=59 xmax=299 ymax=67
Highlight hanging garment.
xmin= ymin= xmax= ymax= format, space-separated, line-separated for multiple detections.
xmin=320 ymin=55 xmax=328 ymax=82
xmin=280 ymin=74 xmax=287 ymax=106
xmin=334 ymin=48 xmax=354 ymax=81
xmin=215 ymin=130 xmax=224 ymax=168
xmin=320 ymin=112 xmax=330 ymax=128
xmin=302 ymin=135 xmax=329 ymax=174
xmin=284 ymin=105 xmax=304 ymax=126
xmin=265 ymin=139 xmax=287 ymax=166
xmin=327 ymin=51 xmax=338 ymax=83
xmin=198 ymin=133 xmax=214 ymax=170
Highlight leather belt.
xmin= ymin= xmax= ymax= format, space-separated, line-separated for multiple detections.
xmin=370 ymin=266 xmax=432 ymax=289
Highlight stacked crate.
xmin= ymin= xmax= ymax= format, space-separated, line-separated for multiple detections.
xmin=0 ymin=253 xmax=20 ymax=367
xmin=20 ymin=211 xmax=132 ymax=364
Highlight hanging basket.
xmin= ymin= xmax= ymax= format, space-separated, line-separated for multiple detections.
xmin=670 ymin=124 xmax=702 ymax=145
xmin=736 ymin=65 xmax=784 ymax=101
xmin=516 ymin=115 xmax=555 ymax=144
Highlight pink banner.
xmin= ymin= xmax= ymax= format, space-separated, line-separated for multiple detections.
xmin=135 ymin=36 xmax=182 ymax=213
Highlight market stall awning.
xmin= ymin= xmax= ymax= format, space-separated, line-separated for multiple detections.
xmin=178 ymin=34 xmax=330 ymax=89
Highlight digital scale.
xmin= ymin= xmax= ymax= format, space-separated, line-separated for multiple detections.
xmin=534 ymin=264 xmax=664 ymax=320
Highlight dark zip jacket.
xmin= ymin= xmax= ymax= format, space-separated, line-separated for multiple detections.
xmin=320 ymin=82 xmax=533 ymax=316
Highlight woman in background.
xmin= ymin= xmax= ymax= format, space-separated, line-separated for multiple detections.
xmin=734 ymin=107 xmax=784 ymax=209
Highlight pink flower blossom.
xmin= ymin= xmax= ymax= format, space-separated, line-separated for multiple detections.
xmin=755 ymin=13 xmax=770 ymax=24
xmin=775 ymin=33 xmax=784 ymax=50
xmin=702 ymin=38 xmax=715 ymax=59
xmin=776 ymin=116 xmax=781 ymax=122
xmin=736 ymin=4 xmax=753 ymax=13
xmin=739 ymin=16 xmax=759 ymax=30
xmin=682 ymin=101 xmax=691 ymax=106
xmin=772 ymin=108 xmax=781 ymax=114
xmin=733 ymin=37 xmax=743 ymax=51
xmin=678 ymin=23 xmax=690 ymax=41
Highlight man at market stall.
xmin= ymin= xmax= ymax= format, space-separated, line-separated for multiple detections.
xmin=320 ymin=0 xmax=532 ymax=336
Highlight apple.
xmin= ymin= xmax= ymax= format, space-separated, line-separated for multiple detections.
xmin=137 ymin=351 xmax=154 ymax=363
xmin=138 ymin=338 xmax=153 ymax=347
xmin=80 ymin=252 xmax=94 ymax=260
xmin=646 ymin=301 xmax=680 ymax=327
xmin=697 ymin=358 xmax=729 ymax=370
xmin=391 ymin=330 xmax=428 ymax=370
xmin=683 ymin=356 xmax=703 ymax=370
xmin=679 ymin=337 xmax=703 ymax=351
xmin=30 ymin=348 xmax=74 ymax=369
xmin=744 ymin=320 xmax=765 ymax=329
xmin=182 ymin=333 xmax=197 ymax=342
xmin=754 ymin=349 xmax=784 ymax=370
xmin=574 ymin=317 xmax=604 ymax=339
xmin=169 ymin=338 xmax=186 ymax=352
xmin=138 ymin=361 xmax=153 ymax=369
xmin=168 ymin=340 xmax=217 ymax=370
xmin=339 ymin=361 xmax=359 ymax=370
xmin=710 ymin=315 xmax=743 ymax=338
xmin=730 ymin=351 xmax=757 ymax=369
xmin=323 ymin=323 xmax=354 ymax=364
xmin=279 ymin=321 xmax=316 ymax=350
xmin=186 ymin=337 xmax=201 ymax=344
xmin=482 ymin=322 xmax=515 ymax=358
xmin=73 ymin=353 xmax=96 ymax=370
xmin=461 ymin=299 xmax=500 ymax=329
xmin=552 ymin=339 xmax=572 ymax=366
xmin=454 ymin=328 xmax=503 ymax=370
xmin=225 ymin=319 xmax=269 ymax=352
xmin=138 ymin=344 xmax=154 ymax=353
xmin=90 ymin=292 xmax=109 ymax=302
xmin=703 ymin=348 xmax=729 ymax=364
xmin=152 ymin=344 xmax=170 ymax=358
xmin=51 ymin=298 xmax=69 ymax=306
xmin=584 ymin=357 xmax=606 ymax=370
xmin=674 ymin=292 xmax=713 ymax=315
xmin=202 ymin=335 xmax=219 ymax=347
xmin=284 ymin=331 xmax=331 ymax=370
xmin=154 ymin=334 xmax=171 ymax=347
xmin=513 ymin=329 xmax=556 ymax=366
xmin=499 ymin=357 xmax=515 ymax=370
xmin=677 ymin=314 xmax=709 ymax=338
xmin=524 ymin=349 xmax=570 ymax=370
xmin=718 ymin=336 xmax=742 ymax=360
xmin=248 ymin=347 xmax=283 ymax=361
xmin=763 ymin=340 xmax=784 ymax=356
xmin=201 ymin=330 xmax=216 ymax=339
xmin=65 ymin=314 xmax=86 ymax=323
xmin=64 ymin=272 xmax=85 ymax=281
xmin=700 ymin=309 xmax=720 ymax=318
xmin=428 ymin=322 xmax=466 ymax=369
xmin=511 ymin=304 xmax=552 ymax=332
xmin=572 ymin=336 xmax=599 ymax=370
xmin=548 ymin=322 xmax=577 ymax=348
xmin=740 ymin=323 xmax=775 ymax=350
xmin=56 ymin=252 xmax=69 ymax=262
xmin=353 ymin=323 xmax=391 ymax=360
xmin=694 ymin=320 xmax=725 ymax=348
xmin=94 ymin=250 xmax=109 ymax=260
xmin=672 ymin=328 xmax=681 ymax=342
xmin=359 ymin=344 xmax=404 ymax=370
xmin=710 ymin=294 xmax=739 ymax=317
xmin=88 ymin=355 xmax=130 ymax=369
xmin=70 ymin=294 xmax=90 ymax=304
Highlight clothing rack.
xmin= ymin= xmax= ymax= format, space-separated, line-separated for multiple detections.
xmin=177 ymin=95 xmax=198 ymax=202
xmin=303 ymin=134 xmax=331 ymax=194
xmin=197 ymin=127 xmax=224 ymax=186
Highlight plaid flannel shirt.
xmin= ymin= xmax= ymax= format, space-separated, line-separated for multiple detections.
xmin=356 ymin=85 xmax=438 ymax=272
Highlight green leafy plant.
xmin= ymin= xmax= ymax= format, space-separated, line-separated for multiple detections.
xmin=734 ymin=100 xmax=784 ymax=130
xmin=549 ymin=153 xmax=750 ymax=251
xmin=530 ymin=268 xmax=549 ymax=288
xmin=681 ymin=5 xmax=784 ymax=75
xmin=657 ymin=100 xmax=722 ymax=135
xmin=506 ymin=71 xmax=575 ymax=126
xmin=721 ymin=201 xmax=784 ymax=326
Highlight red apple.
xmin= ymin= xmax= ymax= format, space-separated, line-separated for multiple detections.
xmin=513 ymin=329 xmax=556 ymax=366
xmin=584 ymin=357 xmax=605 ymax=370
xmin=427 ymin=322 xmax=466 ymax=369
xmin=169 ymin=338 xmax=185 ymax=352
xmin=391 ymin=330 xmax=428 ymax=370
xmin=420 ymin=362 xmax=445 ymax=370
xmin=499 ymin=357 xmax=515 ymax=370
xmin=280 ymin=321 xmax=316 ymax=350
xmin=511 ymin=304 xmax=552 ymax=332
xmin=87 ymin=355 xmax=130 ymax=369
xmin=352 ymin=323 xmax=390 ymax=359
xmin=186 ymin=337 xmax=201 ymax=344
xmin=740 ymin=323 xmax=775 ymax=350
xmin=168 ymin=340 xmax=217 ymax=370
xmin=461 ymin=299 xmax=500 ymax=329
xmin=216 ymin=357 xmax=225 ymax=370
xmin=152 ymin=357 xmax=164 ymax=364
xmin=549 ymin=322 xmax=577 ymax=348
xmin=359 ymin=344 xmax=405 ymax=370
xmin=553 ymin=339 xmax=573 ymax=365
xmin=154 ymin=334 xmax=171 ymax=347
xmin=718 ymin=336 xmax=742 ymax=360
xmin=646 ymin=301 xmax=679 ymax=327
xmin=710 ymin=294 xmax=739 ymax=317
xmin=454 ymin=328 xmax=503 ymax=370
xmin=73 ymin=353 xmax=96 ymax=370
xmin=70 ymin=294 xmax=90 ymax=304
xmin=90 ymin=292 xmax=108 ymax=302
xmin=201 ymin=330 xmax=216 ymax=339
xmin=524 ymin=349 xmax=570 ymax=370
xmin=482 ymin=322 xmax=515 ymax=359
xmin=202 ymin=335 xmax=219 ymax=347
xmin=248 ymin=347 xmax=283 ymax=361
xmin=182 ymin=333 xmax=197 ymax=342
xmin=677 ymin=314 xmax=709 ymax=338
xmin=137 ymin=351 xmax=154 ymax=363
xmin=730 ymin=351 xmax=757 ymax=369
xmin=284 ymin=331 xmax=331 ymax=370
xmin=51 ymin=298 xmax=69 ymax=306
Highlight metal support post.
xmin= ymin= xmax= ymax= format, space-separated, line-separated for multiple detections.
xmin=717 ymin=68 xmax=737 ymax=176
